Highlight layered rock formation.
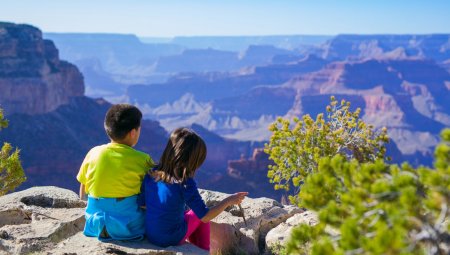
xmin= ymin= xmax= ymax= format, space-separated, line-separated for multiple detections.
xmin=223 ymin=148 xmax=286 ymax=200
xmin=45 ymin=34 xmax=328 ymax=100
xmin=0 ymin=22 xmax=84 ymax=115
xmin=128 ymin=54 xmax=327 ymax=108
xmin=0 ymin=187 xmax=309 ymax=255
xmin=284 ymin=58 xmax=450 ymax=162
xmin=187 ymin=58 xmax=448 ymax=162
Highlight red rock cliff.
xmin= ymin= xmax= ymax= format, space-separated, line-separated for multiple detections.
xmin=0 ymin=22 xmax=84 ymax=115
xmin=227 ymin=148 xmax=271 ymax=179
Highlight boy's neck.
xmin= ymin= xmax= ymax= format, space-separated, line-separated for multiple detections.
xmin=111 ymin=139 xmax=134 ymax=147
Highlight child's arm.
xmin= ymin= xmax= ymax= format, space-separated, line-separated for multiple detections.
xmin=200 ymin=192 xmax=248 ymax=223
xmin=77 ymin=149 xmax=92 ymax=201
xmin=79 ymin=184 xmax=86 ymax=200
xmin=137 ymin=175 xmax=147 ymax=210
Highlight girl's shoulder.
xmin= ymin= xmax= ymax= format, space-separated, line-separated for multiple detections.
xmin=144 ymin=168 xmax=158 ymax=182
xmin=146 ymin=168 xmax=181 ymax=186
xmin=181 ymin=177 xmax=197 ymax=189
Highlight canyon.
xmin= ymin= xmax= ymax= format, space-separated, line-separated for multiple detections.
xmin=1 ymin=22 xmax=449 ymax=201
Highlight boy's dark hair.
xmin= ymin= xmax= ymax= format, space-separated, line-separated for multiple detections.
xmin=104 ymin=104 xmax=142 ymax=141
xmin=152 ymin=127 xmax=207 ymax=183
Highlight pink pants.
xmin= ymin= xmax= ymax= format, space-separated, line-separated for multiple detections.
xmin=180 ymin=210 xmax=210 ymax=251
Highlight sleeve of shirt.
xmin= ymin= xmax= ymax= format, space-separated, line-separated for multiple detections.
xmin=76 ymin=150 xmax=91 ymax=184
xmin=140 ymin=153 xmax=155 ymax=172
xmin=137 ymin=175 xmax=147 ymax=207
xmin=183 ymin=178 xmax=209 ymax=219
xmin=147 ymin=155 xmax=155 ymax=169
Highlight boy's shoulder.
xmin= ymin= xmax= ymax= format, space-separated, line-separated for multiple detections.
xmin=89 ymin=143 xmax=153 ymax=166
xmin=126 ymin=146 xmax=152 ymax=164
xmin=131 ymin=147 xmax=150 ymax=158
xmin=88 ymin=144 xmax=109 ymax=154
xmin=85 ymin=144 xmax=108 ymax=157
xmin=121 ymin=145 xmax=154 ymax=166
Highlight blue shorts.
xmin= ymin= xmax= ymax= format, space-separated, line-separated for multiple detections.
xmin=84 ymin=195 xmax=145 ymax=241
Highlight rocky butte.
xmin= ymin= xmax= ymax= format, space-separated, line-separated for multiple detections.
xmin=0 ymin=22 xmax=84 ymax=115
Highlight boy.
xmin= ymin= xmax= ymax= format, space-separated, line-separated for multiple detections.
xmin=77 ymin=104 xmax=153 ymax=240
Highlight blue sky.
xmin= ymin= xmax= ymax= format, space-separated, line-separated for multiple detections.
xmin=0 ymin=0 xmax=449 ymax=36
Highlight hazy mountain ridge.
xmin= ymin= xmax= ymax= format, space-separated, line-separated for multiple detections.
xmin=44 ymin=33 xmax=184 ymax=96
xmin=128 ymin=54 xmax=328 ymax=108
xmin=163 ymin=35 xmax=332 ymax=51
xmin=45 ymin=33 xmax=323 ymax=101
xmin=320 ymin=34 xmax=450 ymax=62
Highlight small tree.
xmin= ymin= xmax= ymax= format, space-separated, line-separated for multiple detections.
xmin=265 ymin=96 xmax=389 ymax=204
xmin=0 ymin=108 xmax=26 ymax=196
xmin=286 ymin=129 xmax=450 ymax=255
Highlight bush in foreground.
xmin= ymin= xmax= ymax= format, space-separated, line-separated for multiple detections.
xmin=286 ymin=129 xmax=450 ymax=255
xmin=0 ymin=108 xmax=26 ymax=196
xmin=265 ymin=96 xmax=388 ymax=205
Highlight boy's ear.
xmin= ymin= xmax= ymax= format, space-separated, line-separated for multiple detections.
xmin=129 ymin=128 xmax=137 ymax=138
xmin=130 ymin=127 xmax=140 ymax=139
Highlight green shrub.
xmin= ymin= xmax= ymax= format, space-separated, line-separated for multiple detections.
xmin=0 ymin=108 xmax=26 ymax=196
xmin=286 ymin=129 xmax=450 ymax=255
xmin=265 ymin=96 xmax=388 ymax=205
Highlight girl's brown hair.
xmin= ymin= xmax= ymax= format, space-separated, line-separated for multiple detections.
xmin=152 ymin=127 xmax=207 ymax=183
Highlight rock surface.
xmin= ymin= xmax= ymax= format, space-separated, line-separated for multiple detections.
xmin=0 ymin=187 xmax=308 ymax=255
xmin=0 ymin=187 xmax=207 ymax=255
xmin=265 ymin=211 xmax=318 ymax=250
xmin=199 ymin=189 xmax=303 ymax=254
xmin=0 ymin=186 xmax=86 ymax=254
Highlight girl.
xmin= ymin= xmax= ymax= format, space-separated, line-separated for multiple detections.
xmin=139 ymin=127 xmax=248 ymax=251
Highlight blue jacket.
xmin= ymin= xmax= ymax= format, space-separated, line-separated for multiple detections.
xmin=138 ymin=174 xmax=209 ymax=247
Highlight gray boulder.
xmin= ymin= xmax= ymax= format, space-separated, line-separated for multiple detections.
xmin=265 ymin=211 xmax=318 ymax=251
xmin=200 ymin=189 xmax=303 ymax=254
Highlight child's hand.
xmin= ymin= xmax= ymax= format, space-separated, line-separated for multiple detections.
xmin=202 ymin=192 xmax=249 ymax=223
xmin=226 ymin=192 xmax=248 ymax=206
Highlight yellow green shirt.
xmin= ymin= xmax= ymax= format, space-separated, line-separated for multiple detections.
xmin=76 ymin=143 xmax=154 ymax=198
